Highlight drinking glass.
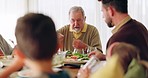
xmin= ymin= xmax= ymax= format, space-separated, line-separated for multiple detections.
xmin=52 ymin=51 xmax=66 ymax=67
xmin=73 ymin=48 xmax=78 ymax=54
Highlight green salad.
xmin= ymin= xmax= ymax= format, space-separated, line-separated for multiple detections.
xmin=66 ymin=50 xmax=89 ymax=60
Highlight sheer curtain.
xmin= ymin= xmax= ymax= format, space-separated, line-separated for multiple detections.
xmin=0 ymin=0 xmax=28 ymax=47
xmin=128 ymin=0 xmax=148 ymax=28
xmin=0 ymin=0 xmax=148 ymax=52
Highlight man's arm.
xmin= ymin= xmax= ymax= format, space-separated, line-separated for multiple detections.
xmin=87 ymin=26 xmax=102 ymax=52
xmin=0 ymin=35 xmax=12 ymax=55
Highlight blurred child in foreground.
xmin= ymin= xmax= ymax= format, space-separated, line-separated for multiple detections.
xmin=0 ymin=13 xmax=70 ymax=78
xmin=0 ymin=34 xmax=64 ymax=78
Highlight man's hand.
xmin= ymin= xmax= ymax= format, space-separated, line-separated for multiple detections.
xmin=88 ymin=50 xmax=106 ymax=60
xmin=72 ymin=38 xmax=87 ymax=49
xmin=57 ymin=33 xmax=64 ymax=41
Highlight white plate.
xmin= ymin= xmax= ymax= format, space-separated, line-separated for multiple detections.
xmin=0 ymin=59 xmax=13 ymax=67
xmin=18 ymin=70 xmax=33 ymax=77
xmin=53 ymin=64 xmax=63 ymax=68
xmin=52 ymin=67 xmax=62 ymax=72
xmin=64 ymin=59 xmax=88 ymax=64
xmin=18 ymin=68 xmax=62 ymax=77
xmin=0 ymin=61 xmax=3 ymax=68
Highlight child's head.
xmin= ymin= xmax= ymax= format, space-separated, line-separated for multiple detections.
xmin=107 ymin=42 xmax=140 ymax=73
xmin=15 ymin=13 xmax=58 ymax=61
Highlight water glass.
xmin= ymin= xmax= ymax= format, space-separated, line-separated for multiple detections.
xmin=52 ymin=51 xmax=66 ymax=66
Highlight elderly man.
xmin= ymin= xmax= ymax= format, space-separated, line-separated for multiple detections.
xmin=57 ymin=6 xmax=102 ymax=53
xmin=90 ymin=0 xmax=148 ymax=61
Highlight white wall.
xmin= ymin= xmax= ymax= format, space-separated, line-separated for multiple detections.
xmin=0 ymin=0 xmax=28 ymax=47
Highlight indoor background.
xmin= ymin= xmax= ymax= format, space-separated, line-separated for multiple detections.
xmin=0 ymin=0 xmax=148 ymax=53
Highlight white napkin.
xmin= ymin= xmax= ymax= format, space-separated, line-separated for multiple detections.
xmin=0 ymin=61 xmax=3 ymax=68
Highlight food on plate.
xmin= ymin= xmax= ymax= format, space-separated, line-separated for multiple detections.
xmin=66 ymin=50 xmax=89 ymax=60
xmin=66 ymin=50 xmax=73 ymax=56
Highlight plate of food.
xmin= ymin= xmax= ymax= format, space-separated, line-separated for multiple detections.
xmin=0 ymin=61 xmax=3 ymax=68
xmin=64 ymin=51 xmax=89 ymax=64
xmin=53 ymin=64 xmax=63 ymax=68
xmin=64 ymin=59 xmax=88 ymax=64
xmin=0 ymin=58 xmax=14 ymax=67
xmin=52 ymin=67 xmax=62 ymax=72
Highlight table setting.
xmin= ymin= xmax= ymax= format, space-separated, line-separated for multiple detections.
xmin=0 ymin=55 xmax=14 ymax=68
xmin=0 ymin=49 xmax=106 ymax=78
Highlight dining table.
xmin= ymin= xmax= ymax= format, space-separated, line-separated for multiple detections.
xmin=0 ymin=57 xmax=106 ymax=78
xmin=0 ymin=55 xmax=82 ymax=78
xmin=1 ymin=60 xmax=81 ymax=78
xmin=0 ymin=54 xmax=106 ymax=78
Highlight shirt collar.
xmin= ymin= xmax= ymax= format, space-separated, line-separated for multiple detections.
xmin=112 ymin=16 xmax=131 ymax=34
xmin=81 ymin=23 xmax=87 ymax=32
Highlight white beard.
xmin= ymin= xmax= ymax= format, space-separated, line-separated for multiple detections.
xmin=73 ymin=28 xmax=81 ymax=33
